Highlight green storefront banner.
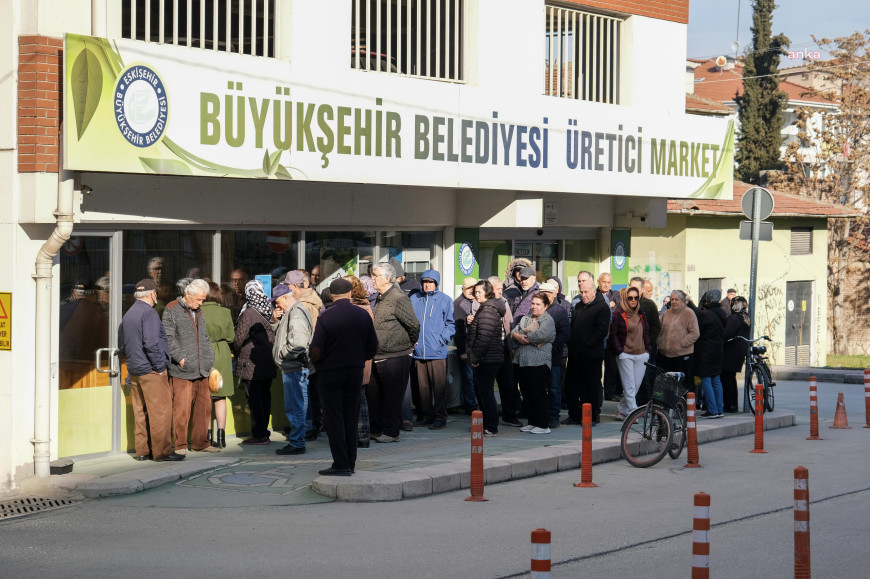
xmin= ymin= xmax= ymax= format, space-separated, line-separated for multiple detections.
xmin=455 ymin=229 xmax=480 ymax=296
xmin=610 ymin=229 xmax=631 ymax=288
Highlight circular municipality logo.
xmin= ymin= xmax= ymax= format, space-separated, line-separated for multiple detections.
xmin=114 ymin=65 xmax=168 ymax=148
xmin=613 ymin=241 xmax=627 ymax=271
xmin=459 ymin=242 xmax=476 ymax=276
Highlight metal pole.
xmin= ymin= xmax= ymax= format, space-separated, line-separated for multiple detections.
xmin=743 ymin=189 xmax=761 ymax=412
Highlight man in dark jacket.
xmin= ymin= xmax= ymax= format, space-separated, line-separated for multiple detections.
xmin=118 ymin=279 xmax=184 ymax=462
xmin=539 ymin=281 xmax=570 ymax=428
xmin=410 ymin=270 xmax=455 ymax=429
xmin=598 ymin=272 xmax=622 ymax=402
xmin=452 ymin=277 xmax=479 ymax=414
xmin=505 ymin=266 xmax=540 ymax=329
xmin=162 ymin=278 xmax=219 ymax=454
xmin=310 ymin=278 xmax=379 ymax=476
xmin=369 ymin=262 xmax=420 ymax=443
xmin=564 ymin=280 xmax=611 ymax=425
xmin=632 ymin=276 xmax=662 ymax=405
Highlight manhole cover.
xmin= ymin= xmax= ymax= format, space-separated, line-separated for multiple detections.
xmin=0 ymin=497 xmax=79 ymax=521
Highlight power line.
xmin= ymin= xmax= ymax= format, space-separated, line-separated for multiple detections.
xmin=694 ymin=58 xmax=870 ymax=85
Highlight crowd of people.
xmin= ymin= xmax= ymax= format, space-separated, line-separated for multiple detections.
xmin=118 ymin=253 xmax=753 ymax=475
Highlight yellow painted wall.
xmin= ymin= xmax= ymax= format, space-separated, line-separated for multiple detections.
xmin=631 ymin=215 xmax=829 ymax=366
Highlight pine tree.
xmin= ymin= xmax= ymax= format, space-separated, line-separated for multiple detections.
xmin=734 ymin=0 xmax=789 ymax=183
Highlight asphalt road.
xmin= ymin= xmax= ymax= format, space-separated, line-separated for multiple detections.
xmin=2 ymin=379 xmax=868 ymax=578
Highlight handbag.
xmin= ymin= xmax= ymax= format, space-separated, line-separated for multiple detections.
xmin=208 ymin=368 xmax=223 ymax=393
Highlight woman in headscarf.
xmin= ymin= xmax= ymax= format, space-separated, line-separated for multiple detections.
xmin=345 ymin=275 xmax=376 ymax=448
xmin=234 ymin=280 xmax=277 ymax=445
xmin=511 ymin=292 xmax=556 ymax=434
xmin=722 ymin=296 xmax=751 ymax=413
xmin=657 ymin=290 xmax=700 ymax=394
xmin=610 ymin=285 xmax=651 ymax=420
xmin=202 ymin=282 xmax=236 ymax=447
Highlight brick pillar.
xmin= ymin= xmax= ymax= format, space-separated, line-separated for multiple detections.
xmin=18 ymin=35 xmax=63 ymax=173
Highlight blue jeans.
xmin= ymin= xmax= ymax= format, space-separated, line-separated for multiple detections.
xmin=548 ymin=361 xmax=563 ymax=424
xmin=459 ymin=357 xmax=478 ymax=411
xmin=700 ymin=375 xmax=723 ymax=416
xmin=283 ymin=368 xmax=309 ymax=448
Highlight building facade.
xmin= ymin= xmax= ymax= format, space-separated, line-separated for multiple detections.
xmin=0 ymin=0 xmax=732 ymax=489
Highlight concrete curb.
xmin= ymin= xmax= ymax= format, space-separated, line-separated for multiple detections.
xmin=771 ymin=367 xmax=866 ymax=385
xmin=75 ymin=457 xmax=239 ymax=498
xmin=312 ymin=411 xmax=796 ymax=502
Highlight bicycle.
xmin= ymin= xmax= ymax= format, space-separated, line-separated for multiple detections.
xmin=620 ymin=363 xmax=688 ymax=468
xmin=732 ymin=335 xmax=775 ymax=414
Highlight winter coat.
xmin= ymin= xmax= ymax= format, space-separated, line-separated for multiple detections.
xmin=162 ymin=297 xmax=215 ymax=379
xmin=467 ymin=298 xmax=506 ymax=366
xmin=452 ymin=294 xmax=475 ymax=354
xmin=373 ymin=284 xmax=420 ymax=358
xmin=234 ymin=306 xmax=277 ymax=381
xmin=272 ymin=300 xmax=314 ymax=373
xmin=689 ymin=303 xmax=726 ymax=377
xmin=658 ymin=307 xmax=700 ymax=358
xmin=568 ymin=292 xmax=611 ymax=360
xmin=506 ymin=281 xmax=541 ymax=329
xmin=610 ymin=307 xmax=652 ymax=356
xmin=512 ymin=312 xmax=556 ymax=368
xmin=548 ymin=302 xmax=571 ymax=364
xmin=639 ymin=296 xmax=662 ymax=345
xmin=722 ymin=313 xmax=751 ymax=372
xmin=411 ymin=270 xmax=455 ymax=360
xmin=119 ymin=299 xmax=170 ymax=376
xmin=201 ymin=301 xmax=236 ymax=397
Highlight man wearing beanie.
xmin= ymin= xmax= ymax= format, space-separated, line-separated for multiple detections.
xmin=310 ymin=278 xmax=379 ymax=476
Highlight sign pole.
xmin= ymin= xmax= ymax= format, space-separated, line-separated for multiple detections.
xmin=743 ymin=189 xmax=762 ymax=412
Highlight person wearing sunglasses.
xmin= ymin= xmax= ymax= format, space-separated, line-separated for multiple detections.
xmin=609 ymin=286 xmax=651 ymax=420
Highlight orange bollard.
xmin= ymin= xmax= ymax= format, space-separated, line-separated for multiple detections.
xmin=807 ymin=377 xmax=822 ymax=440
xmin=830 ymin=391 xmax=851 ymax=429
xmin=864 ymin=369 xmax=870 ymax=429
xmin=685 ymin=392 xmax=702 ymax=468
xmin=465 ymin=410 xmax=488 ymax=502
xmin=750 ymin=384 xmax=767 ymax=453
xmin=794 ymin=466 xmax=811 ymax=579
xmin=573 ymin=403 xmax=597 ymax=487
xmin=691 ymin=492 xmax=711 ymax=578
xmin=530 ymin=528 xmax=552 ymax=578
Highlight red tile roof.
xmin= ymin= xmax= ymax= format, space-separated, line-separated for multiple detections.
xmin=668 ymin=181 xmax=860 ymax=217
xmin=685 ymin=93 xmax=733 ymax=115
xmin=690 ymin=59 xmax=836 ymax=106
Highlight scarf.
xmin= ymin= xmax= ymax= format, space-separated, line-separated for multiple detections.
xmin=619 ymin=287 xmax=640 ymax=316
xmin=240 ymin=279 xmax=273 ymax=321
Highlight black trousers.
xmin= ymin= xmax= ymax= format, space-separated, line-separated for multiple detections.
xmin=472 ymin=362 xmax=500 ymax=433
xmin=308 ymin=371 xmax=322 ymax=431
xmin=603 ymin=348 xmax=622 ymax=398
xmin=319 ymin=368 xmax=364 ymax=471
xmin=241 ymin=378 xmax=272 ymax=439
xmin=369 ymin=356 xmax=412 ymax=438
xmin=517 ymin=364 xmax=551 ymax=429
xmin=496 ymin=342 xmax=519 ymax=421
xmin=566 ymin=356 xmax=603 ymax=421
xmin=721 ymin=371 xmax=739 ymax=411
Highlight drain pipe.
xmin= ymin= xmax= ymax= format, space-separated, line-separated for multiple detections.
xmin=32 ymin=123 xmax=74 ymax=477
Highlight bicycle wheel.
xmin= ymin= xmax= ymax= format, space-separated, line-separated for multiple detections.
xmin=747 ymin=367 xmax=766 ymax=415
xmin=761 ymin=365 xmax=775 ymax=412
xmin=668 ymin=400 xmax=687 ymax=459
xmin=621 ymin=406 xmax=673 ymax=468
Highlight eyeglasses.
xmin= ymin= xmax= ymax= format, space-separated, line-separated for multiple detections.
xmin=626 ymin=296 xmax=639 ymax=302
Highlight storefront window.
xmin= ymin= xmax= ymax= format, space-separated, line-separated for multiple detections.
xmin=221 ymin=230 xmax=300 ymax=317
xmin=122 ymin=230 xmax=214 ymax=316
xmin=478 ymin=240 xmax=511 ymax=280
xmin=380 ymin=231 xmax=438 ymax=283
xmin=305 ymin=231 xmax=376 ymax=292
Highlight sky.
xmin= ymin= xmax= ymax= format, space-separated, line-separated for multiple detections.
xmin=687 ymin=0 xmax=870 ymax=67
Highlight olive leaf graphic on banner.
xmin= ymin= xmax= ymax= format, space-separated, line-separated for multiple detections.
xmin=70 ymin=42 xmax=103 ymax=140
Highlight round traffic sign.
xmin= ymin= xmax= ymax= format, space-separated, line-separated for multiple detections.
xmin=266 ymin=231 xmax=291 ymax=254
xmin=741 ymin=187 xmax=774 ymax=221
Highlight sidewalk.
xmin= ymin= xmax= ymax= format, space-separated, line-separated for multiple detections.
xmin=770 ymin=365 xmax=867 ymax=384
xmin=11 ymin=399 xmax=796 ymax=504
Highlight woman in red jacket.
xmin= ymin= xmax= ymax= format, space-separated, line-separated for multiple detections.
xmin=610 ymin=286 xmax=651 ymax=420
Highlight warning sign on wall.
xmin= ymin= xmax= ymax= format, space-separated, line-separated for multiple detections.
xmin=0 ymin=293 xmax=11 ymax=350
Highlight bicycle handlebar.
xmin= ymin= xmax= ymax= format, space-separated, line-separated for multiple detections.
xmin=731 ymin=335 xmax=770 ymax=343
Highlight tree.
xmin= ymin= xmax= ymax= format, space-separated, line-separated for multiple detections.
xmin=767 ymin=30 xmax=870 ymax=355
xmin=734 ymin=0 xmax=789 ymax=183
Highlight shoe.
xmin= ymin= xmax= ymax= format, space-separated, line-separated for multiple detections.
xmin=174 ymin=448 xmax=188 ymax=455
xmin=156 ymin=452 xmax=185 ymax=462
xmin=374 ymin=434 xmax=399 ymax=443
xmin=370 ymin=432 xmax=382 ymax=439
xmin=401 ymin=421 xmax=413 ymax=432
xmin=484 ymin=429 xmax=497 ymax=437
xmin=192 ymin=445 xmax=221 ymax=453
xmin=530 ymin=427 xmax=551 ymax=434
xmin=615 ymin=412 xmax=627 ymax=420
xmin=414 ymin=418 xmax=434 ymax=427
xmin=701 ymin=412 xmax=717 ymax=418
xmin=716 ymin=413 xmax=725 ymax=418
xmin=357 ymin=440 xmax=370 ymax=448
xmin=548 ymin=421 xmax=561 ymax=429
xmin=561 ymin=417 xmax=582 ymax=425
xmin=218 ymin=429 xmax=226 ymax=448
xmin=276 ymin=445 xmax=306 ymax=455
xmin=605 ymin=395 xmax=621 ymax=402
xmin=318 ymin=467 xmax=353 ymax=477
xmin=134 ymin=454 xmax=152 ymax=461
xmin=305 ymin=430 xmax=319 ymax=441
xmin=520 ymin=425 xmax=535 ymax=432
xmin=501 ymin=418 xmax=523 ymax=427
xmin=207 ymin=428 xmax=214 ymax=447
xmin=242 ymin=437 xmax=271 ymax=445
xmin=591 ymin=421 xmax=599 ymax=427
xmin=428 ymin=421 xmax=446 ymax=430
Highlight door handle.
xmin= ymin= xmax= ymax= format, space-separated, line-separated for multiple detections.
xmin=96 ymin=348 xmax=121 ymax=377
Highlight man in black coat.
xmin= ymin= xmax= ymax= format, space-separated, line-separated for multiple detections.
xmin=564 ymin=280 xmax=611 ymax=425
xmin=310 ymin=278 xmax=379 ymax=476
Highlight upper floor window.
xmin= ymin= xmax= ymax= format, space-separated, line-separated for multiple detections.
xmin=351 ymin=0 xmax=464 ymax=82
xmin=790 ymin=227 xmax=813 ymax=255
xmin=544 ymin=4 xmax=621 ymax=104
xmin=121 ymin=0 xmax=275 ymax=57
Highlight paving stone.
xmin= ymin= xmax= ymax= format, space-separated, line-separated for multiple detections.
xmin=411 ymin=464 xmax=465 ymax=494
xmin=402 ymin=473 xmax=433 ymax=499
xmin=482 ymin=459 xmax=513 ymax=484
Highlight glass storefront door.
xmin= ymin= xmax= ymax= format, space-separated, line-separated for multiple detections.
xmin=58 ymin=233 xmax=121 ymax=457
xmin=514 ymin=241 xmax=561 ymax=281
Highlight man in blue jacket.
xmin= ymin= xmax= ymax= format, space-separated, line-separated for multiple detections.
xmin=118 ymin=279 xmax=184 ymax=462
xmin=410 ymin=270 xmax=455 ymax=429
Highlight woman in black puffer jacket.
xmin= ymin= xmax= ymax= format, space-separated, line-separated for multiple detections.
xmin=466 ymin=280 xmax=506 ymax=435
